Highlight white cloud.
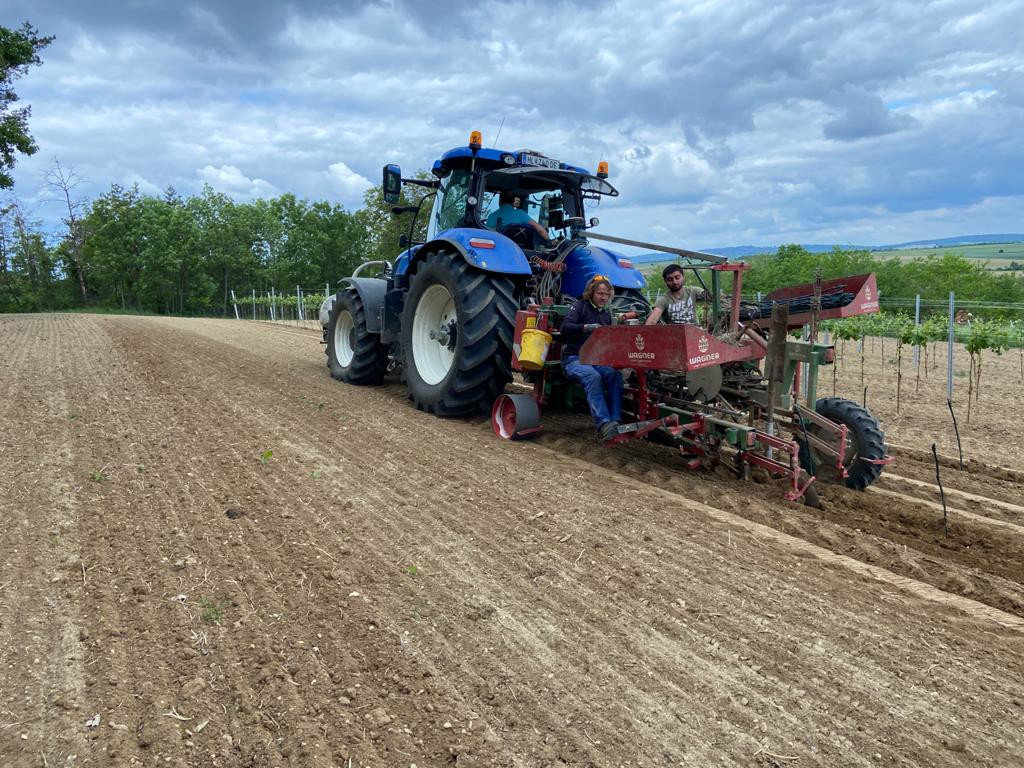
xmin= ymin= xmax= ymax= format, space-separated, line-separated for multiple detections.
xmin=326 ymin=161 xmax=373 ymax=204
xmin=6 ymin=0 xmax=1024 ymax=245
xmin=196 ymin=165 xmax=277 ymax=198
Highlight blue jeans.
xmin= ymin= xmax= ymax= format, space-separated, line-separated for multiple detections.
xmin=563 ymin=355 xmax=623 ymax=428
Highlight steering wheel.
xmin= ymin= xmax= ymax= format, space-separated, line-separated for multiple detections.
xmin=500 ymin=224 xmax=541 ymax=250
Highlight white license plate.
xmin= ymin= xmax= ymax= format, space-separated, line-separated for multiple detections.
xmin=521 ymin=153 xmax=560 ymax=169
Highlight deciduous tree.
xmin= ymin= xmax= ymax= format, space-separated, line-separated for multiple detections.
xmin=0 ymin=22 xmax=54 ymax=188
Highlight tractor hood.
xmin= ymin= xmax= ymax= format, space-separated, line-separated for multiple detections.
xmin=561 ymin=243 xmax=646 ymax=296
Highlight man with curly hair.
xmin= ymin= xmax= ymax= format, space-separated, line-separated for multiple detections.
xmin=560 ymin=276 xmax=623 ymax=440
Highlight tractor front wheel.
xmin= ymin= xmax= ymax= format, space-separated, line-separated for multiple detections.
xmin=401 ymin=251 xmax=517 ymax=416
xmin=327 ymin=289 xmax=388 ymax=384
xmin=800 ymin=397 xmax=887 ymax=490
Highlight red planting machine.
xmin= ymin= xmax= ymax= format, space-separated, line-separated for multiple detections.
xmin=491 ymin=243 xmax=890 ymax=506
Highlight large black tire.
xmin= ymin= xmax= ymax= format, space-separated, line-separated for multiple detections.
xmin=401 ymin=250 xmax=517 ymax=416
xmin=799 ymin=397 xmax=887 ymax=490
xmin=327 ymin=289 xmax=388 ymax=385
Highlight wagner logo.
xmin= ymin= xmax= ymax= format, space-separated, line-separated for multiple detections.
xmin=865 ymin=285 xmax=873 ymax=301
xmin=688 ymin=352 xmax=721 ymax=366
xmin=634 ymin=334 xmax=645 ymax=351
xmin=698 ymin=335 xmax=710 ymax=353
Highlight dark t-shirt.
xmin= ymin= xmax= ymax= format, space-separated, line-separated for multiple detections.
xmin=561 ymin=299 xmax=612 ymax=358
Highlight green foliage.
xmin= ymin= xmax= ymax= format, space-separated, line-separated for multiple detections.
xmin=965 ymin=319 xmax=1008 ymax=358
xmin=1 ymin=170 xmax=437 ymax=314
xmin=0 ymin=22 xmax=54 ymax=188
xmin=200 ymin=597 xmax=225 ymax=623
xmin=259 ymin=449 xmax=273 ymax=464
xmin=823 ymin=311 xmax=1022 ymax=350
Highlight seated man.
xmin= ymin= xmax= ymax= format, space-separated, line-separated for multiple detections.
xmin=560 ymin=276 xmax=624 ymax=440
xmin=485 ymin=190 xmax=551 ymax=244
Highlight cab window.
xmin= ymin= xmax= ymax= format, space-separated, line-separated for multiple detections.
xmin=433 ymin=169 xmax=471 ymax=233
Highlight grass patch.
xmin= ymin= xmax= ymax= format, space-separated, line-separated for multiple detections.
xmin=200 ymin=598 xmax=226 ymax=623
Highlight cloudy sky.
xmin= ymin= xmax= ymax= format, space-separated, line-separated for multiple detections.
xmin=6 ymin=0 xmax=1024 ymax=248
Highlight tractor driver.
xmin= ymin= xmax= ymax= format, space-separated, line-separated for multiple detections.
xmin=645 ymin=264 xmax=707 ymax=326
xmin=561 ymin=276 xmax=623 ymax=441
xmin=486 ymin=190 xmax=551 ymax=245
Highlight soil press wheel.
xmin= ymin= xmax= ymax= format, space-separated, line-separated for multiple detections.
xmin=800 ymin=396 xmax=887 ymax=490
xmin=327 ymin=289 xmax=388 ymax=385
xmin=401 ymin=250 xmax=517 ymax=416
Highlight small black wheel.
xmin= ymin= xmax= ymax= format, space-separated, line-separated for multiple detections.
xmin=799 ymin=397 xmax=887 ymax=490
xmin=327 ymin=289 xmax=387 ymax=385
xmin=401 ymin=250 xmax=517 ymax=416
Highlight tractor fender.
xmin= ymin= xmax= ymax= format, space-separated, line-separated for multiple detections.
xmin=561 ymin=244 xmax=647 ymax=297
xmin=340 ymin=276 xmax=388 ymax=333
xmin=406 ymin=228 xmax=533 ymax=277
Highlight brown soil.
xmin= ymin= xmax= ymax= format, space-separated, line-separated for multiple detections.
xmin=2 ymin=314 xmax=1023 ymax=768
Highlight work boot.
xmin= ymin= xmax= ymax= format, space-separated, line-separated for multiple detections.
xmin=598 ymin=421 xmax=620 ymax=440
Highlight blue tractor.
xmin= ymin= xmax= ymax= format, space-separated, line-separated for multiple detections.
xmin=323 ymin=131 xmax=648 ymax=416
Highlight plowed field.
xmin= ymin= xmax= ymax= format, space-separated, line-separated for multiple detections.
xmin=2 ymin=313 xmax=1023 ymax=768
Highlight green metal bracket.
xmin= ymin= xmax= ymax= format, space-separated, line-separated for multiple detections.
xmin=711 ymin=270 xmax=721 ymax=327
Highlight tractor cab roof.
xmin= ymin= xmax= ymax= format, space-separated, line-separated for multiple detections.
xmin=432 ymin=146 xmax=592 ymax=178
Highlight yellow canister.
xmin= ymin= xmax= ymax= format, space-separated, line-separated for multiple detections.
xmin=519 ymin=328 xmax=552 ymax=371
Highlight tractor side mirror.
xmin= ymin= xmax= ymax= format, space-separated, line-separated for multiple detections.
xmin=383 ymin=164 xmax=402 ymax=204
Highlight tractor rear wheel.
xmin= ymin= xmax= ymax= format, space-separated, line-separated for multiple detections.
xmin=327 ymin=289 xmax=388 ymax=384
xmin=799 ymin=397 xmax=887 ymax=490
xmin=402 ymin=250 xmax=517 ymax=416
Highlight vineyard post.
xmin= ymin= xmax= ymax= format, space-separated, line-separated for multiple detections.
xmin=230 ymin=289 xmax=239 ymax=320
xmin=297 ymin=285 xmax=304 ymax=323
xmin=270 ymin=287 xmax=276 ymax=322
xmin=913 ymin=294 xmax=921 ymax=368
xmin=802 ymin=324 xmax=810 ymax=399
xmin=251 ymin=289 xmax=256 ymax=321
xmin=946 ymin=292 xmax=955 ymax=401
xmin=824 ymin=329 xmax=836 ymax=396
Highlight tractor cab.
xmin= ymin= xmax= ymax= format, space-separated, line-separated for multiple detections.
xmin=421 ymin=141 xmax=618 ymax=253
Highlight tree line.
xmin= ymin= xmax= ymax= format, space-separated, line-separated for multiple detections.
xmin=0 ymin=177 xmax=428 ymax=315
xmin=6 ymin=192 xmax=1024 ymax=316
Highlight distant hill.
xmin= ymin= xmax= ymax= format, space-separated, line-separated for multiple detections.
xmin=627 ymin=234 xmax=1024 ymax=263
xmin=875 ymin=234 xmax=1024 ymax=250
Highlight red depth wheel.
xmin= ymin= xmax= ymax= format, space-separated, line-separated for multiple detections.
xmin=491 ymin=394 xmax=542 ymax=439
